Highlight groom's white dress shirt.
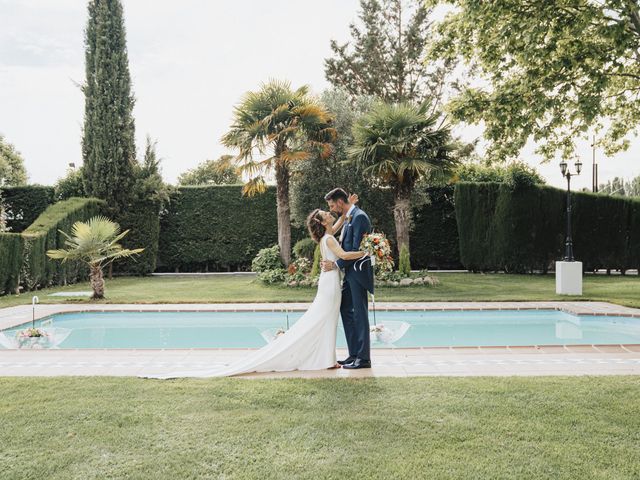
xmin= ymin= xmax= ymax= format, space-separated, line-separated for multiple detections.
xmin=339 ymin=204 xmax=356 ymax=244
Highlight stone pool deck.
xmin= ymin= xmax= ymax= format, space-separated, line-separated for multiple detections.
xmin=1 ymin=301 xmax=639 ymax=378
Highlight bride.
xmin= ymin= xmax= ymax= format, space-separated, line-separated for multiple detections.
xmin=146 ymin=196 xmax=365 ymax=378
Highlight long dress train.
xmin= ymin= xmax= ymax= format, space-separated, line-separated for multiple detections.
xmin=145 ymin=234 xmax=341 ymax=378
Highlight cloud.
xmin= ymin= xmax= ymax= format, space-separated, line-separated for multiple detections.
xmin=0 ymin=1 xmax=84 ymax=68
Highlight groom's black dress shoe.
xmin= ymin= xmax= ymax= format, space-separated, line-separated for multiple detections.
xmin=342 ymin=358 xmax=371 ymax=369
xmin=337 ymin=356 xmax=356 ymax=366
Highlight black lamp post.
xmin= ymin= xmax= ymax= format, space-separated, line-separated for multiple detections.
xmin=559 ymin=158 xmax=583 ymax=262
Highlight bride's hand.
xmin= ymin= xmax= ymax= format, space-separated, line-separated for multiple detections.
xmin=348 ymin=193 xmax=359 ymax=205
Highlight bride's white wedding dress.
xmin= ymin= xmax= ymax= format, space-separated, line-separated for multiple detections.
xmin=147 ymin=234 xmax=341 ymax=378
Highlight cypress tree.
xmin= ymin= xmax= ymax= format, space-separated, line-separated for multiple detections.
xmin=82 ymin=0 xmax=136 ymax=214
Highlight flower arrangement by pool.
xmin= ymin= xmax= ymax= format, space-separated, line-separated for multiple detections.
xmin=359 ymin=232 xmax=394 ymax=276
xmin=16 ymin=327 xmax=51 ymax=349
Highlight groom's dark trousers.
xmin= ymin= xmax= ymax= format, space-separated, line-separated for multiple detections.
xmin=341 ymin=273 xmax=370 ymax=362
xmin=337 ymin=206 xmax=374 ymax=363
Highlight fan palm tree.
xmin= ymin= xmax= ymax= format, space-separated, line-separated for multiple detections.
xmin=350 ymin=102 xmax=457 ymax=260
xmin=46 ymin=216 xmax=143 ymax=299
xmin=221 ymin=79 xmax=336 ymax=266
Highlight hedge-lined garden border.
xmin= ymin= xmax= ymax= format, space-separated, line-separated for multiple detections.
xmin=157 ymin=185 xmax=461 ymax=272
xmin=455 ymin=182 xmax=640 ymax=272
xmin=20 ymin=197 xmax=105 ymax=290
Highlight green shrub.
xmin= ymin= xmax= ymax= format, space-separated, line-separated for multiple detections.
xmin=257 ymin=268 xmax=286 ymax=284
xmin=398 ymin=245 xmax=411 ymax=276
xmin=503 ymin=163 xmax=545 ymax=190
xmin=310 ymin=244 xmax=321 ymax=277
xmin=0 ymin=186 xmax=55 ymax=232
xmin=0 ymin=233 xmax=24 ymax=294
xmin=20 ymin=197 xmax=105 ymax=290
xmin=293 ymin=238 xmax=316 ymax=261
xmin=54 ymin=168 xmax=86 ymax=201
xmin=252 ymin=245 xmax=283 ymax=273
xmin=454 ymin=162 xmax=545 ymax=186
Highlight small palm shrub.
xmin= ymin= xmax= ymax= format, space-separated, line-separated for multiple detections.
xmin=46 ymin=216 xmax=143 ymax=299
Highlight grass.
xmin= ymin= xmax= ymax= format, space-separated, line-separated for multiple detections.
xmin=0 ymin=376 xmax=638 ymax=479
xmin=1 ymin=272 xmax=639 ymax=309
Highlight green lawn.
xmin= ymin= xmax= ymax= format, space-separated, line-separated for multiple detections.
xmin=1 ymin=272 xmax=639 ymax=309
xmin=0 ymin=376 xmax=638 ymax=479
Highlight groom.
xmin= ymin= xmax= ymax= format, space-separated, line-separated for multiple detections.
xmin=322 ymin=188 xmax=374 ymax=369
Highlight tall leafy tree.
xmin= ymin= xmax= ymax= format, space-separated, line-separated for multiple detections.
xmin=429 ymin=0 xmax=640 ymax=161
xmin=82 ymin=0 xmax=136 ymax=213
xmin=132 ymin=135 xmax=170 ymax=206
xmin=325 ymin=0 xmax=449 ymax=105
xmin=350 ymin=102 xmax=456 ymax=254
xmin=290 ymin=89 xmax=377 ymax=227
xmin=221 ymin=80 xmax=336 ymax=265
xmin=178 ymin=155 xmax=240 ymax=186
xmin=0 ymin=135 xmax=27 ymax=186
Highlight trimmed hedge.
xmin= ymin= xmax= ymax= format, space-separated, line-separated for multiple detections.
xmin=21 ymin=197 xmax=105 ymax=289
xmin=158 ymin=186 xmax=279 ymax=271
xmin=114 ymin=200 xmax=161 ymax=275
xmin=455 ymin=182 xmax=640 ymax=272
xmin=0 ymin=233 xmax=24 ymax=294
xmin=0 ymin=186 xmax=55 ymax=232
xmin=410 ymin=186 xmax=462 ymax=269
xmin=158 ymin=185 xmax=461 ymax=271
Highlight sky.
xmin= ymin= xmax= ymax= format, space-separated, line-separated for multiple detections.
xmin=0 ymin=0 xmax=639 ymax=191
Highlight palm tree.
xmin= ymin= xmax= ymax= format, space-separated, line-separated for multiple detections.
xmin=46 ymin=216 xmax=143 ymax=299
xmin=350 ymin=102 xmax=456 ymax=260
xmin=221 ymin=80 xmax=336 ymax=266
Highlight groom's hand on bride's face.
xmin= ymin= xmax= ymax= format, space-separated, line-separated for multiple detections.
xmin=320 ymin=260 xmax=335 ymax=272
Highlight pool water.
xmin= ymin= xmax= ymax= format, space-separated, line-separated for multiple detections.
xmin=2 ymin=309 xmax=640 ymax=349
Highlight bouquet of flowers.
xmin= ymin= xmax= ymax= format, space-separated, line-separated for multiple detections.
xmin=359 ymin=232 xmax=394 ymax=275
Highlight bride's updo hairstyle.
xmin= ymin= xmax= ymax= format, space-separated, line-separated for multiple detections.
xmin=306 ymin=209 xmax=326 ymax=243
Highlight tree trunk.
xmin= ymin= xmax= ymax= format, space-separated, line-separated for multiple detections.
xmin=90 ymin=265 xmax=105 ymax=299
xmin=393 ymin=185 xmax=412 ymax=255
xmin=275 ymin=160 xmax=292 ymax=266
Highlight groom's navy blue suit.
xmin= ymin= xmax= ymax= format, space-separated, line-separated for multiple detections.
xmin=336 ymin=206 xmax=374 ymax=362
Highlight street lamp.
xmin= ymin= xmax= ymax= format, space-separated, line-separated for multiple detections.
xmin=559 ymin=158 xmax=582 ymax=262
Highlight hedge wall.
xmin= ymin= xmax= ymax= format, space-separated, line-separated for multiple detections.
xmin=455 ymin=182 xmax=640 ymax=272
xmin=20 ymin=197 xmax=105 ymax=290
xmin=158 ymin=186 xmax=279 ymax=271
xmin=158 ymin=185 xmax=461 ymax=271
xmin=0 ymin=233 xmax=24 ymax=294
xmin=0 ymin=186 xmax=55 ymax=232
xmin=114 ymin=200 xmax=161 ymax=275
xmin=411 ymin=186 xmax=462 ymax=269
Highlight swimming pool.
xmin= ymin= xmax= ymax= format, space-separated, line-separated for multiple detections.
xmin=1 ymin=309 xmax=639 ymax=349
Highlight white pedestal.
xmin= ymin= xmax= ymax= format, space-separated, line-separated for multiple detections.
xmin=555 ymin=261 xmax=583 ymax=295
